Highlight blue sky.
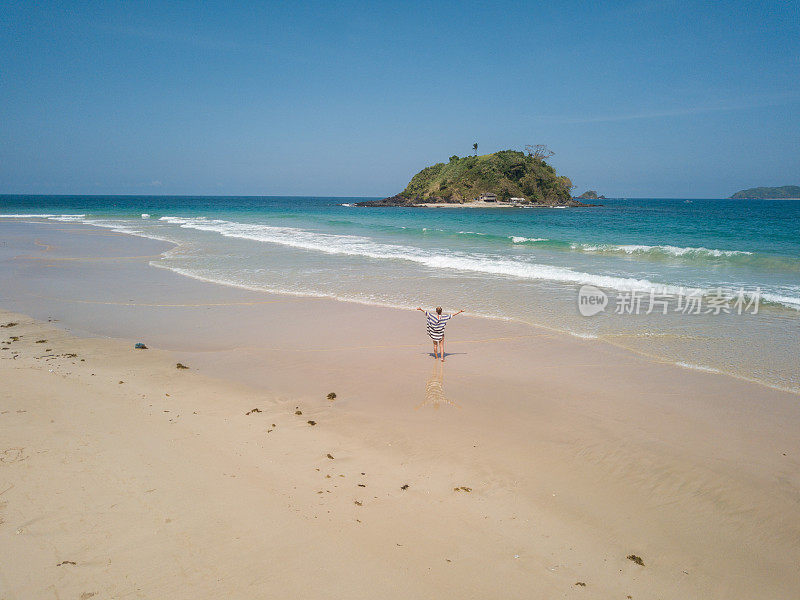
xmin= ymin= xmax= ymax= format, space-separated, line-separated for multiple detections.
xmin=1 ymin=1 xmax=798 ymax=197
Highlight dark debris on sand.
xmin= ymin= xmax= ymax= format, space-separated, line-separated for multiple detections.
xmin=246 ymin=408 xmax=262 ymax=415
xmin=176 ymin=363 xmax=189 ymax=370
xmin=626 ymin=554 xmax=645 ymax=566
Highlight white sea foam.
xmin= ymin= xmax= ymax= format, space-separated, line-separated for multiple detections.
xmin=47 ymin=215 xmax=177 ymax=244
xmin=676 ymin=362 xmax=722 ymax=374
xmin=23 ymin=213 xmax=796 ymax=311
xmin=511 ymin=236 xmax=548 ymax=243
xmin=0 ymin=213 xmax=86 ymax=219
xmin=155 ymin=216 xmax=708 ymax=297
xmin=157 ymin=217 xmax=800 ymax=310
xmin=141 ymin=213 xmax=151 ymax=219
xmin=149 ymin=260 xmax=416 ymax=312
xmin=568 ymin=331 xmax=599 ymax=339
xmin=572 ymin=243 xmax=752 ymax=258
xmin=759 ymin=291 xmax=800 ymax=310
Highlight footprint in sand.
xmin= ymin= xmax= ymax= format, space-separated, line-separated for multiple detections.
xmin=0 ymin=448 xmax=28 ymax=464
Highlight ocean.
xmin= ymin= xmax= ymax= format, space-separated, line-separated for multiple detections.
xmin=2 ymin=195 xmax=799 ymax=393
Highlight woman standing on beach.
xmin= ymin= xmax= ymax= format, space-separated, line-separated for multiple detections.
xmin=417 ymin=306 xmax=463 ymax=361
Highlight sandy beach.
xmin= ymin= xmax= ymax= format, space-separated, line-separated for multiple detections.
xmin=1 ymin=220 xmax=799 ymax=599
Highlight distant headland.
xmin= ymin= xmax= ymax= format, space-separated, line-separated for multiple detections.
xmin=729 ymin=185 xmax=800 ymax=199
xmin=575 ymin=190 xmax=606 ymax=200
xmin=356 ymin=148 xmax=596 ymax=207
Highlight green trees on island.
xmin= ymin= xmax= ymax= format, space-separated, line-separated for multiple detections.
xmin=393 ymin=149 xmax=576 ymax=205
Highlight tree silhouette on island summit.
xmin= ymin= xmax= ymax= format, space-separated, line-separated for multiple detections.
xmin=417 ymin=306 xmax=464 ymax=362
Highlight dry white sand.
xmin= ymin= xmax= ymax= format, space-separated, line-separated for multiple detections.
xmin=1 ymin=221 xmax=799 ymax=599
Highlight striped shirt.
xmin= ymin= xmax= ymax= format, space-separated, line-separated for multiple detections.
xmin=426 ymin=312 xmax=452 ymax=342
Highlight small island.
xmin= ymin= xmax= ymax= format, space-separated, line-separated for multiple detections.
xmin=356 ymin=149 xmax=597 ymax=207
xmin=575 ymin=190 xmax=607 ymax=200
xmin=729 ymin=185 xmax=800 ymax=199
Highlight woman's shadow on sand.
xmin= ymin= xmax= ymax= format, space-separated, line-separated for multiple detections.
xmin=423 ymin=351 xmax=466 ymax=360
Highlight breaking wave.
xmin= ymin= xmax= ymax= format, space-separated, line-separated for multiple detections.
xmin=571 ymin=243 xmax=752 ymax=258
xmin=154 ymin=216 xmax=706 ymax=296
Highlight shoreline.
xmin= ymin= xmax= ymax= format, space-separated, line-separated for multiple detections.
xmin=2 ymin=220 xmax=800 ymax=598
xmin=4 ymin=216 xmax=798 ymax=395
xmin=12 ymin=217 xmax=797 ymax=394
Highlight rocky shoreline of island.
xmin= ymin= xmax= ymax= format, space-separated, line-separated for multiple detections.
xmin=355 ymin=194 xmax=596 ymax=207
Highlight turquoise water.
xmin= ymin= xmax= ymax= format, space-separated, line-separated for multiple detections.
xmin=2 ymin=195 xmax=799 ymax=391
